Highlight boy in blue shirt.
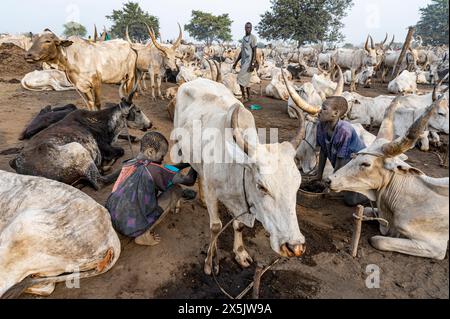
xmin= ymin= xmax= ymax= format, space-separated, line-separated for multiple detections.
xmin=313 ymin=96 xmax=368 ymax=206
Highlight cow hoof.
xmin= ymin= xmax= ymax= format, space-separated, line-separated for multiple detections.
xmin=235 ymin=250 xmax=253 ymax=268
xmin=203 ymin=261 xmax=219 ymax=276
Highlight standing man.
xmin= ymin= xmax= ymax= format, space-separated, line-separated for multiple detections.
xmin=233 ymin=22 xmax=257 ymax=103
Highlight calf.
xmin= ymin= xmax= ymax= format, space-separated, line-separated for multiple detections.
xmin=10 ymin=82 xmax=152 ymax=189
xmin=19 ymin=104 xmax=77 ymax=140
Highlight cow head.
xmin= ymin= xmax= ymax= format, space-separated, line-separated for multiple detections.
xmin=229 ymin=103 xmax=307 ymax=257
xmin=326 ymin=94 xmax=443 ymax=200
xmin=147 ymin=23 xmax=183 ymax=72
xmin=359 ymin=66 xmax=375 ymax=87
xmin=118 ymin=77 xmax=152 ymax=131
xmin=25 ymin=30 xmax=73 ymax=63
xmin=428 ymin=82 xmax=449 ymax=134
xmin=363 ymin=35 xmax=379 ymax=67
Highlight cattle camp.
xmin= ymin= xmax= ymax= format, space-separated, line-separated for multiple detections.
xmin=0 ymin=0 xmax=449 ymax=300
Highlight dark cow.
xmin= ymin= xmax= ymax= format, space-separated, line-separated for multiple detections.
xmin=19 ymin=104 xmax=77 ymax=140
xmin=10 ymin=82 xmax=152 ymax=190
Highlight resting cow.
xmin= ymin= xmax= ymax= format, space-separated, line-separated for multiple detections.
xmin=21 ymin=69 xmax=74 ymax=92
xmin=326 ymin=95 xmax=449 ymax=260
xmin=0 ymin=170 xmax=120 ymax=298
xmin=10 ymin=82 xmax=152 ymax=189
xmin=19 ymin=104 xmax=77 ymax=140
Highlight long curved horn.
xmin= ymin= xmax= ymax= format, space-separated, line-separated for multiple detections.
xmin=146 ymin=23 xmax=166 ymax=53
xmin=94 ymin=24 xmax=98 ymax=42
xmin=126 ymin=71 xmax=144 ymax=103
xmin=433 ymin=74 xmax=449 ymax=101
xmin=205 ymin=59 xmax=215 ymax=80
xmin=231 ymin=104 xmax=255 ymax=157
xmin=380 ymin=33 xmax=388 ymax=47
xmin=382 ymin=96 xmax=442 ymax=157
xmin=172 ymin=23 xmax=183 ymax=49
xmin=333 ymin=65 xmax=344 ymax=96
xmin=389 ymin=35 xmax=395 ymax=49
xmin=119 ymin=80 xmax=126 ymax=99
xmin=125 ymin=24 xmax=133 ymax=44
xmin=369 ymin=35 xmax=375 ymax=50
xmin=365 ymin=35 xmax=370 ymax=52
xmin=377 ymin=96 xmax=402 ymax=141
xmin=289 ymin=103 xmax=306 ymax=150
xmin=281 ymin=68 xmax=321 ymax=115
xmin=213 ymin=60 xmax=222 ymax=83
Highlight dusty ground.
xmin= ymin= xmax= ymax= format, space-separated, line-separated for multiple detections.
xmin=0 ymin=47 xmax=448 ymax=299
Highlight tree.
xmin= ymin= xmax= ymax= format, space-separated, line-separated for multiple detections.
xmin=416 ymin=0 xmax=449 ymax=46
xmin=62 ymin=21 xmax=87 ymax=38
xmin=185 ymin=10 xmax=232 ymax=45
xmin=256 ymin=0 xmax=353 ymax=47
xmin=106 ymin=1 xmax=159 ymax=42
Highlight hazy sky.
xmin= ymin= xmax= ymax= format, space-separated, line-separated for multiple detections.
xmin=0 ymin=0 xmax=432 ymax=45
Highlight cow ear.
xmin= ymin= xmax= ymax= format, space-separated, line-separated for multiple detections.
xmin=384 ymin=158 xmax=423 ymax=175
xmin=59 ymin=40 xmax=73 ymax=47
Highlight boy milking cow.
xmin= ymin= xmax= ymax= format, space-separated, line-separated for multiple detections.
xmin=106 ymin=132 xmax=197 ymax=246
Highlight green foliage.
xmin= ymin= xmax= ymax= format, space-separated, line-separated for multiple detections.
xmin=256 ymin=0 xmax=353 ymax=47
xmin=62 ymin=21 xmax=87 ymax=38
xmin=185 ymin=10 xmax=232 ymax=45
xmin=106 ymin=1 xmax=159 ymax=42
xmin=416 ymin=0 xmax=449 ymax=46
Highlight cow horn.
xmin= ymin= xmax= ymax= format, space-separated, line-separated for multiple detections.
xmin=126 ymin=71 xmax=144 ymax=103
xmin=205 ymin=59 xmax=215 ymax=81
xmin=213 ymin=60 xmax=222 ymax=83
xmin=125 ymin=24 xmax=133 ymax=44
xmin=119 ymin=80 xmax=126 ymax=99
xmin=389 ymin=35 xmax=395 ymax=49
xmin=369 ymin=35 xmax=375 ymax=50
xmin=231 ymin=104 xmax=255 ymax=157
xmin=172 ymin=23 xmax=183 ymax=49
xmin=382 ymin=96 xmax=442 ymax=157
xmin=381 ymin=33 xmax=388 ymax=46
xmin=289 ymin=103 xmax=306 ymax=150
xmin=432 ymin=74 xmax=449 ymax=101
xmin=365 ymin=35 xmax=370 ymax=52
xmin=94 ymin=25 xmax=98 ymax=42
xmin=377 ymin=96 xmax=402 ymax=141
xmin=146 ymin=23 xmax=166 ymax=53
xmin=281 ymin=68 xmax=321 ymax=115
xmin=333 ymin=65 xmax=344 ymax=96
xmin=317 ymin=59 xmax=325 ymax=74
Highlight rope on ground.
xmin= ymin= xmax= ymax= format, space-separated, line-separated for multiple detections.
xmin=210 ymin=212 xmax=281 ymax=299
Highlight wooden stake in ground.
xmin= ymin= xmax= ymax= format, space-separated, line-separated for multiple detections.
xmin=351 ymin=205 xmax=365 ymax=257
xmin=252 ymin=265 xmax=264 ymax=299
xmin=392 ymin=26 xmax=416 ymax=78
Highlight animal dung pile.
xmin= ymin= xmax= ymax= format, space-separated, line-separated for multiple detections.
xmin=0 ymin=43 xmax=40 ymax=80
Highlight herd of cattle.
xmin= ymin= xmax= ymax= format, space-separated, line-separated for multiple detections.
xmin=0 ymin=27 xmax=449 ymax=298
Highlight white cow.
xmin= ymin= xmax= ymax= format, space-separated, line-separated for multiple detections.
xmin=388 ymin=70 xmax=417 ymax=94
xmin=327 ymin=98 xmax=449 ymax=260
xmin=173 ymin=78 xmax=313 ymax=275
xmin=0 ymin=170 xmax=120 ymax=298
xmin=21 ymin=70 xmax=74 ymax=91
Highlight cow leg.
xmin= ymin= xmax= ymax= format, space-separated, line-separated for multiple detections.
xmin=419 ymin=131 xmax=430 ymax=151
xmin=233 ymin=220 xmax=253 ymax=268
xmin=82 ymin=163 xmax=120 ymax=190
xmin=350 ymin=69 xmax=357 ymax=92
xmin=100 ymin=144 xmax=124 ymax=164
xmin=203 ymin=188 xmax=222 ymax=275
xmin=370 ymin=236 xmax=446 ymax=260
xmin=156 ymin=75 xmax=164 ymax=100
xmin=197 ymin=176 xmax=207 ymax=208
xmin=149 ymin=72 xmax=156 ymax=101
xmin=93 ymin=83 xmax=102 ymax=110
